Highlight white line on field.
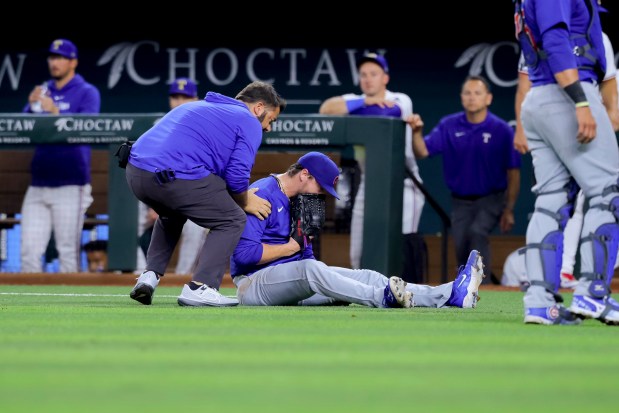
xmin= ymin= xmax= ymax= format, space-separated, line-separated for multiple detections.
xmin=0 ymin=292 xmax=237 ymax=298
xmin=0 ymin=292 xmax=176 ymax=297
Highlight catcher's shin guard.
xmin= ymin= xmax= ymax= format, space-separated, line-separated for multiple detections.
xmin=526 ymin=181 xmax=579 ymax=295
xmin=580 ymin=188 xmax=619 ymax=297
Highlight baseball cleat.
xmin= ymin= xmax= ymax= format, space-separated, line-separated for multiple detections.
xmin=382 ymin=276 xmax=414 ymax=308
xmin=447 ymin=249 xmax=485 ymax=308
xmin=569 ymin=295 xmax=619 ymax=326
xmin=524 ymin=305 xmax=582 ymax=325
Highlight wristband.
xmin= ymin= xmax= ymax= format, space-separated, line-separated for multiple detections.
xmin=563 ymin=81 xmax=588 ymax=107
xmin=345 ymin=98 xmax=365 ymax=113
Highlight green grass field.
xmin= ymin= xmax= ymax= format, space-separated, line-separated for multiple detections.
xmin=1 ymin=285 xmax=618 ymax=413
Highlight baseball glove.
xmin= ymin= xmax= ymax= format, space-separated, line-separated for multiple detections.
xmin=289 ymin=193 xmax=327 ymax=249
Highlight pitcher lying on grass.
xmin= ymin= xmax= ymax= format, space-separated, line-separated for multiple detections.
xmin=217 ymin=151 xmax=485 ymax=309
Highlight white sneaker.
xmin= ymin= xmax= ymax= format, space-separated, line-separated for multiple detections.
xmin=130 ymin=270 xmax=160 ymax=305
xmin=177 ymin=284 xmax=239 ymax=307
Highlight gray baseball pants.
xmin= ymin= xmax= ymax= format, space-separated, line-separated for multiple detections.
xmin=233 ymin=259 xmax=453 ymax=308
xmin=521 ymin=82 xmax=619 ymax=307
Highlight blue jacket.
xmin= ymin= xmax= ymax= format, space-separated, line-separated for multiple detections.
xmin=23 ymin=74 xmax=100 ymax=187
xmin=129 ymin=92 xmax=263 ymax=194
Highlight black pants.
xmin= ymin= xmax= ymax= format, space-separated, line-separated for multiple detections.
xmin=451 ymin=191 xmax=505 ymax=276
xmin=401 ymin=233 xmax=428 ymax=284
xmin=126 ymin=164 xmax=246 ymax=288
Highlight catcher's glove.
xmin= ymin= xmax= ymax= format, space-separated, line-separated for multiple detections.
xmin=289 ymin=193 xmax=326 ymax=249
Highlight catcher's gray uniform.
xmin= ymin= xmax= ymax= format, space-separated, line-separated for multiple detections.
xmin=516 ymin=0 xmax=619 ymax=324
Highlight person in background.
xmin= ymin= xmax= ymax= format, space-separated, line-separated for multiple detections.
xmin=230 ymin=151 xmax=485 ymax=309
xmin=136 ymin=78 xmax=207 ymax=275
xmin=20 ymin=38 xmax=101 ymax=273
xmin=409 ymin=74 xmax=521 ymax=284
xmin=128 ymin=80 xmax=286 ymax=307
xmin=319 ymin=52 xmax=426 ymax=283
xmin=84 ymin=240 xmax=108 ymax=272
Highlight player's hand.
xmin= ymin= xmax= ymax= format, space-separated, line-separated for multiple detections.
xmin=405 ymin=114 xmax=424 ymax=132
xmin=607 ymin=108 xmax=619 ymax=132
xmin=365 ymin=96 xmax=396 ymax=108
xmin=244 ymin=188 xmax=271 ymax=220
xmin=500 ymin=209 xmax=515 ymax=233
xmin=286 ymin=237 xmax=303 ymax=254
xmin=39 ymin=95 xmax=58 ymax=114
xmin=513 ymin=127 xmax=529 ymax=154
xmin=575 ymin=106 xmax=597 ymax=144
xmin=28 ymin=86 xmax=42 ymax=104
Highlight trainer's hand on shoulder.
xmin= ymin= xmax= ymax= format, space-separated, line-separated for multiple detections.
xmin=244 ymin=187 xmax=272 ymax=220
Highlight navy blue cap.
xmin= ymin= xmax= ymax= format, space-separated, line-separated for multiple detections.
xmin=297 ymin=152 xmax=340 ymax=199
xmin=357 ymin=52 xmax=389 ymax=74
xmin=169 ymin=78 xmax=198 ymax=97
xmin=48 ymin=39 xmax=78 ymax=59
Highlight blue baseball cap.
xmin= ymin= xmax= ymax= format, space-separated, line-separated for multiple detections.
xmin=297 ymin=152 xmax=340 ymax=199
xmin=48 ymin=39 xmax=78 ymax=59
xmin=169 ymin=78 xmax=198 ymax=97
xmin=357 ymin=52 xmax=389 ymax=74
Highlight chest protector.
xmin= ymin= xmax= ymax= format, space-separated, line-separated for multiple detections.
xmin=514 ymin=0 xmax=605 ymax=80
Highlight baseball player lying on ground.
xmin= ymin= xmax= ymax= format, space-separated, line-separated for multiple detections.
xmin=230 ymin=151 xmax=485 ymax=308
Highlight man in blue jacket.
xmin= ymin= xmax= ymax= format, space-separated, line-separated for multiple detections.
xmin=128 ymin=80 xmax=286 ymax=307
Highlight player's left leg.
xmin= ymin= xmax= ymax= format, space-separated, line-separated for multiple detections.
xmin=51 ymin=184 xmax=93 ymax=273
